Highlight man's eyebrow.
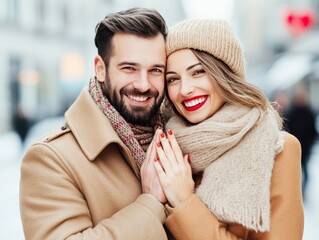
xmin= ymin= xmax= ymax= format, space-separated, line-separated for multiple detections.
xmin=117 ymin=62 xmax=165 ymax=69
xmin=152 ymin=64 xmax=166 ymax=69
xmin=117 ymin=62 xmax=139 ymax=67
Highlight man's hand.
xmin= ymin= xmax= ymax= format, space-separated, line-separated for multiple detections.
xmin=141 ymin=129 xmax=167 ymax=204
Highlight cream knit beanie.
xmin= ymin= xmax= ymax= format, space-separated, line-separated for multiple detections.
xmin=166 ymin=19 xmax=245 ymax=79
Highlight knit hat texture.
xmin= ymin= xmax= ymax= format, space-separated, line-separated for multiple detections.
xmin=166 ymin=19 xmax=245 ymax=79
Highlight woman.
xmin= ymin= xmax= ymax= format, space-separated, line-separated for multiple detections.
xmin=153 ymin=19 xmax=304 ymax=239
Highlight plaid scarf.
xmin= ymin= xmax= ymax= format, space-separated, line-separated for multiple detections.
xmin=88 ymin=77 xmax=164 ymax=169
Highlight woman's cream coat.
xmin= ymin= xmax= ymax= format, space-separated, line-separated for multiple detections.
xmin=164 ymin=132 xmax=304 ymax=240
xmin=20 ymin=88 xmax=168 ymax=240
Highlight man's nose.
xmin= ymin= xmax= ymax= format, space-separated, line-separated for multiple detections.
xmin=132 ymin=71 xmax=151 ymax=92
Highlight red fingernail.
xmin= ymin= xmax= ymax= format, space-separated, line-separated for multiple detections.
xmin=157 ymin=142 xmax=161 ymax=147
xmin=160 ymin=132 xmax=165 ymax=138
xmin=167 ymin=129 xmax=173 ymax=135
xmin=188 ymin=155 xmax=191 ymax=163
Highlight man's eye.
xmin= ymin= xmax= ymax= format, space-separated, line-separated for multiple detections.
xmin=151 ymin=68 xmax=163 ymax=73
xmin=122 ymin=66 xmax=135 ymax=71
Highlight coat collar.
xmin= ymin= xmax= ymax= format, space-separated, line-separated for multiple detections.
xmin=65 ymin=88 xmax=140 ymax=177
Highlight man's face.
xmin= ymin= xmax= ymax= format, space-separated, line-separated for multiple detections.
xmin=103 ymin=33 xmax=166 ymax=124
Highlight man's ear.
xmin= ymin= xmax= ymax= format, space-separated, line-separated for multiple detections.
xmin=94 ymin=55 xmax=106 ymax=83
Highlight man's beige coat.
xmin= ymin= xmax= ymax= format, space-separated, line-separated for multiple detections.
xmin=20 ymin=88 xmax=168 ymax=240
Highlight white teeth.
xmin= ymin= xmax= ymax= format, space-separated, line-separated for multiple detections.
xmin=128 ymin=95 xmax=148 ymax=102
xmin=184 ymin=97 xmax=206 ymax=107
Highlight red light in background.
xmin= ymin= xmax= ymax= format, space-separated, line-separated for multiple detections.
xmin=283 ymin=8 xmax=316 ymax=37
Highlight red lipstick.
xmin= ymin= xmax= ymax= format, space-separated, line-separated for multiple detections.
xmin=182 ymin=95 xmax=207 ymax=112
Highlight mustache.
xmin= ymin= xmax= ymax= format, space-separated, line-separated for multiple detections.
xmin=121 ymin=88 xmax=158 ymax=98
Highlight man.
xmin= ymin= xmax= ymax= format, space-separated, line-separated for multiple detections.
xmin=287 ymin=87 xmax=317 ymax=197
xmin=20 ymin=8 xmax=169 ymax=239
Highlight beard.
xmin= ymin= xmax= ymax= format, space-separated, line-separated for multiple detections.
xmin=102 ymin=75 xmax=164 ymax=125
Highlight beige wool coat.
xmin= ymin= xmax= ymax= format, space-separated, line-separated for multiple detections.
xmin=20 ymin=88 xmax=168 ymax=240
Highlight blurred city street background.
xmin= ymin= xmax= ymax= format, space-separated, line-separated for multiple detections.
xmin=1 ymin=0 xmax=319 ymax=239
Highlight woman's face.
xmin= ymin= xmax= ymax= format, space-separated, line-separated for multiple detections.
xmin=166 ymin=49 xmax=225 ymax=124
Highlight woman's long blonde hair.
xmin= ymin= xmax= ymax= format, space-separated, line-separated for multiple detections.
xmin=165 ymin=49 xmax=282 ymax=127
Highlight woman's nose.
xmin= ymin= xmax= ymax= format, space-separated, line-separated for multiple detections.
xmin=180 ymin=79 xmax=195 ymax=96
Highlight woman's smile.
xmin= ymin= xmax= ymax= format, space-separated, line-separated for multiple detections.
xmin=182 ymin=95 xmax=208 ymax=111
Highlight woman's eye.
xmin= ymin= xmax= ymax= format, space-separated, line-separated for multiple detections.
xmin=193 ymin=69 xmax=205 ymax=75
xmin=166 ymin=77 xmax=178 ymax=84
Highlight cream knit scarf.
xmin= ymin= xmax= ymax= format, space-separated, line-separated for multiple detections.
xmin=88 ymin=77 xmax=164 ymax=169
xmin=166 ymin=103 xmax=284 ymax=232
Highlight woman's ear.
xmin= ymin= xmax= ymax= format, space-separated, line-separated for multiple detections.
xmin=94 ymin=55 xmax=106 ymax=83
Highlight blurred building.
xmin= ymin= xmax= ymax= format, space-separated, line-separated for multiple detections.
xmin=1 ymin=0 xmax=317 ymax=134
xmin=0 ymin=0 xmax=109 ymax=133
xmin=232 ymin=0 xmax=319 ymax=113
xmin=0 ymin=0 xmax=185 ymax=133
xmin=233 ymin=0 xmax=318 ymax=63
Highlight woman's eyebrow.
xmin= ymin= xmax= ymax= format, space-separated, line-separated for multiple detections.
xmin=186 ymin=63 xmax=201 ymax=71
xmin=166 ymin=71 xmax=176 ymax=75
xmin=166 ymin=62 xmax=202 ymax=75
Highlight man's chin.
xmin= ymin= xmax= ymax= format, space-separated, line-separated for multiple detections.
xmin=117 ymin=97 xmax=162 ymax=125
xmin=125 ymin=115 xmax=151 ymax=125
xmin=123 ymin=106 xmax=158 ymax=124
